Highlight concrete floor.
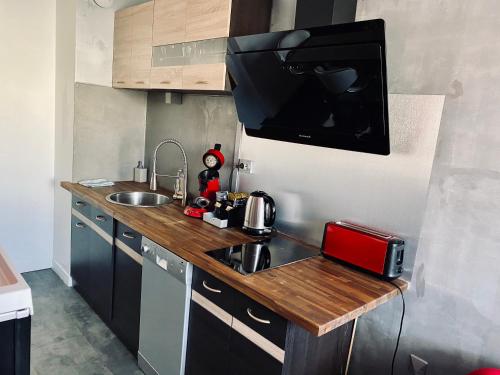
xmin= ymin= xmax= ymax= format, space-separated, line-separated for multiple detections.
xmin=23 ymin=270 xmax=143 ymax=375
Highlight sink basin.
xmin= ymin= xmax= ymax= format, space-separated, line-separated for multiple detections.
xmin=106 ymin=191 xmax=172 ymax=208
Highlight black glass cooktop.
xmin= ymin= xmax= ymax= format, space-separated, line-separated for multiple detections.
xmin=206 ymin=237 xmax=319 ymax=275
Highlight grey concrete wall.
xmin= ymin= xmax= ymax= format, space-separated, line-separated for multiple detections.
xmin=348 ymin=1 xmax=500 ymax=374
xmin=145 ymin=93 xmax=239 ymax=196
xmin=73 ymin=83 xmax=147 ymax=181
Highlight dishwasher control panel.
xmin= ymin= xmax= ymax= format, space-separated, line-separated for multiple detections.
xmin=141 ymin=237 xmax=192 ymax=284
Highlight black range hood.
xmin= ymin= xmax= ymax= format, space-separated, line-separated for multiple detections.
xmin=294 ymin=0 xmax=358 ymax=29
xmin=226 ymin=18 xmax=390 ymax=155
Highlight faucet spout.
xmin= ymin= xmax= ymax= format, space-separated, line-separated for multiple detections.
xmin=150 ymin=139 xmax=188 ymax=207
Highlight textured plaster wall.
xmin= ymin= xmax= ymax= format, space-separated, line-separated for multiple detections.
xmin=73 ymin=83 xmax=147 ymax=182
xmin=145 ymin=93 xmax=239 ymax=196
xmin=348 ymin=1 xmax=500 ymax=374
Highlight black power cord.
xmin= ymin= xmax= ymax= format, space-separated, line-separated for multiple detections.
xmin=390 ymin=281 xmax=406 ymax=375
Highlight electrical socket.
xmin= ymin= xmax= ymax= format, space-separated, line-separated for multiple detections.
xmin=238 ymin=159 xmax=255 ymax=174
xmin=410 ymin=354 xmax=428 ymax=375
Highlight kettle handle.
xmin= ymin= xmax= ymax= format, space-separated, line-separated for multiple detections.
xmin=263 ymin=195 xmax=276 ymax=227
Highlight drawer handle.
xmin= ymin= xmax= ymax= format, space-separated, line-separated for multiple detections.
xmin=247 ymin=308 xmax=271 ymax=325
xmin=116 ymin=81 xmax=125 ymax=84
xmin=160 ymin=80 xmax=171 ymax=84
xmin=95 ymin=215 xmax=106 ymax=222
xmin=122 ymin=231 xmax=136 ymax=239
xmin=202 ymin=280 xmax=221 ymax=294
xmin=135 ymin=81 xmax=145 ymax=84
xmin=75 ymin=201 xmax=85 ymax=207
xmin=195 ymin=80 xmax=209 ymax=85
xmin=75 ymin=222 xmax=86 ymax=229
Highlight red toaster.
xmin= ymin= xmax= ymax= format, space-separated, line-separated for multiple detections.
xmin=321 ymin=221 xmax=405 ymax=279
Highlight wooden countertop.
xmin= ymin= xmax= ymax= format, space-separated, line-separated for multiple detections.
xmin=62 ymin=181 xmax=408 ymax=336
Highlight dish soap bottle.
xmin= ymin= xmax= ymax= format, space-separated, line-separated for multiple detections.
xmin=134 ymin=161 xmax=148 ymax=183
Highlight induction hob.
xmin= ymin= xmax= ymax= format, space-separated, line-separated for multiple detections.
xmin=206 ymin=236 xmax=319 ymax=275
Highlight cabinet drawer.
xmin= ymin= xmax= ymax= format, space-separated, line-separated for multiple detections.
xmin=72 ymin=196 xmax=91 ymax=218
xmin=116 ymin=222 xmax=142 ymax=254
xmin=182 ymin=63 xmax=226 ymax=91
xmin=232 ymin=291 xmax=287 ymax=349
xmin=192 ymin=267 xmax=235 ymax=313
xmin=90 ymin=207 xmax=113 ymax=236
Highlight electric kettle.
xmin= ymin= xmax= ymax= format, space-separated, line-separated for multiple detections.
xmin=242 ymin=191 xmax=276 ymax=235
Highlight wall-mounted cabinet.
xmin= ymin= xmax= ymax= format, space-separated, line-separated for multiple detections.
xmin=112 ymin=1 xmax=154 ymax=89
xmin=112 ymin=0 xmax=271 ymax=91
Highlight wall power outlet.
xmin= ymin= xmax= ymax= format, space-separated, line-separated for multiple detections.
xmin=410 ymin=354 xmax=428 ymax=375
xmin=238 ymin=159 xmax=255 ymax=174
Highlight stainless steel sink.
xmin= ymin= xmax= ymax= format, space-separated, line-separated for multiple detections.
xmin=105 ymin=191 xmax=172 ymax=208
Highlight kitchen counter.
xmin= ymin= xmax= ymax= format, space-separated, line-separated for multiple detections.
xmin=62 ymin=181 xmax=407 ymax=336
xmin=0 ymin=247 xmax=33 ymax=317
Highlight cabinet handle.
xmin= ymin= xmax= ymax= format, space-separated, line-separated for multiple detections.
xmin=122 ymin=231 xmax=136 ymax=239
xmin=195 ymin=80 xmax=209 ymax=85
xmin=160 ymin=80 xmax=171 ymax=84
xmin=75 ymin=222 xmax=86 ymax=229
xmin=202 ymin=280 xmax=221 ymax=294
xmin=75 ymin=201 xmax=85 ymax=207
xmin=135 ymin=81 xmax=145 ymax=84
xmin=95 ymin=215 xmax=106 ymax=222
xmin=116 ymin=81 xmax=125 ymax=84
xmin=247 ymin=308 xmax=271 ymax=325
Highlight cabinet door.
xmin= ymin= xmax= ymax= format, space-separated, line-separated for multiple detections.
xmin=182 ymin=63 xmax=226 ymax=91
xmin=185 ymin=0 xmax=231 ymax=42
xmin=228 ymin=330 xmax=283 ymax=375
xmin=113 ymin=8 xmax=133 ymax=87
xmin=129 ymin=1 xmax=153 ymax=88
xmin=111 ymin=246 xmax=142 ymax=356
xmin=88 ymin=232 xmax=114 ymax=323
xmin=153 ymin=0 xmax=187 ymax=46
xmin=71 ymin=215 xmax=90 ymax=300
xmin=185 ymin=301 xmax=231 ymax=375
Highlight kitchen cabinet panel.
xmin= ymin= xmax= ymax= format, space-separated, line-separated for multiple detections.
xmin=112 ymin=1 xmax=153 ymax=89
xmin=71 ymin=215 xmax=90 ymax=300
xmin=150 ymin=66 xmax=183 ymax=89
xmin=71 ymin=196 xmax=90 ymax=219
xmin=182 ymin=63 xmax=226 ymax=91
xmin=185 ymin=0 xmax=231 ymax=43
xmin=111 ymin=244 xmax=142 ymax=355
xmin=185 ymin=301 xmax=231 ymax=375
xmin=88 ymin=232 xmax=113 ymax=323
xmin=228 ymin=330 xmax=283 ymax=375
xmin=153 ymin=0 xmax=187 ymax=46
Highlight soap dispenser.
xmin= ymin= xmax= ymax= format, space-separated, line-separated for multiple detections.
xmin=134 ymin=161 xmax=148 ymax=183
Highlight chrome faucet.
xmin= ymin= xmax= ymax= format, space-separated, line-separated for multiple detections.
xmin=150 ymin=139 xmax=188 ymax=207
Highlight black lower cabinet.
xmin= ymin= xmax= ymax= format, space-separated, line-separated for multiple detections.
xmin=111 ymin=247 xmax=142 ymax=355
xmin=0 ymin=316 xmax=31 ymax=375
xmin=88 ymin=233 xmax=113 ymax=323
xmin=185 ymin=302 xmax=231 ymax=375
xmin=71 ymin=215 xmax=90 ymax=300
xmin=228 ymin=331 xmax=283 ymax=375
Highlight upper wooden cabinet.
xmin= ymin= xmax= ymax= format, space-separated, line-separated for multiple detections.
xmin=113 ymin=0 xmax=271 ymax=91
xmin=113 ymin=1 xmax=153 ymax=89
xmin=152 ymin=0 xmax=271 ymax=46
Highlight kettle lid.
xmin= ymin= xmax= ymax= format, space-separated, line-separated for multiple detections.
xmin=250 ymin=191 xmax=268 ymax=197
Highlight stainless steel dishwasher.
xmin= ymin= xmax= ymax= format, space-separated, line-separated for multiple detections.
xmin=138 ymin=237 xmax=192 ymax=375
